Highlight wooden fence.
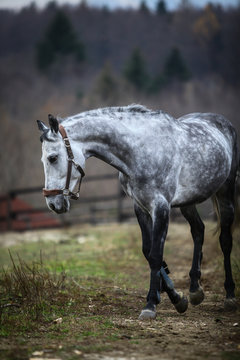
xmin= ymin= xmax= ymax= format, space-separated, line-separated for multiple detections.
xmin=1 ymin=172 xmax=209 ymax=232
xmin=0 ymin=174 xmax=135 ymax=232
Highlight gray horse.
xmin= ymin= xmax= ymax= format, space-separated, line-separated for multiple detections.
xmin=37 ymin=105 xmax=239 ymax=319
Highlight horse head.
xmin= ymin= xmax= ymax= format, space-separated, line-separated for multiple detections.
xmin=37 ymin=114 xmax=85 ymax=214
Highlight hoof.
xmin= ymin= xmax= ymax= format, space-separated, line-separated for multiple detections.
xmin=189 ymin=287 xmax=204 ymax=306
xmin=174 ymin=292 xmax=188 ymax=314
xmin=224 ymin=298 xmax=238 ymax=312
xmin=139 ymin=309 xmax=157 ymax=320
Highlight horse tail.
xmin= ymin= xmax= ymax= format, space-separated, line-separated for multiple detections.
xmin=212 ymin=150 xmax=240 ymax=235
xmin=234 ymin=155 xmax=240 ymax=227
xmin=212 ymin=194 xmax=221 ymax=236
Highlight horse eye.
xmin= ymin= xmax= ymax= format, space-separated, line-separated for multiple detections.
xmin=48 ymin=155 xmax=58 ymax=164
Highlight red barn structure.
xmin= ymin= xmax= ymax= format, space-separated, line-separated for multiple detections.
xmin=0 ymin=194 xmax=60 ymax=231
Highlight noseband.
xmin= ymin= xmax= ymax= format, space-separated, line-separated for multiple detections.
xmin=42 ymin=125 xmax=85 ymax=200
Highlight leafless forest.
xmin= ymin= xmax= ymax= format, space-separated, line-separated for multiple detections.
xmin=1 ymin=1 xmax=240 ymax=194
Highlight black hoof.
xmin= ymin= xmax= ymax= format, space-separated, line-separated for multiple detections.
xmin=224 ymin=297 xmax=238 ymax=312
xmin=174 ymin=292 xmax=188 ymax=314
xmin=189 ymin=287 xmax=204 ymax=306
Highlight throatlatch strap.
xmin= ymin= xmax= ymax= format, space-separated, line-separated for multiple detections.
xmin=59 ymin=125 xmax=74 ymax=160
xmin=65 ymin=160 xmax=73 ymax=190
xmin=59 ymin=126 xmax=85 ymax=178
xmin=59 ymin=125 xmax=67 ymax=139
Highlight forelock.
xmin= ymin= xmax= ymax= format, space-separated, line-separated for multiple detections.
xmin=40 ymin=130 xmax=55 ymax=143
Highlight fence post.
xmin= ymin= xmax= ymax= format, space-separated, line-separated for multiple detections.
xmin=7 ymin=193 xmax=12 ymax=231
xmin=90 ymin=206 xmax=96 ymax=225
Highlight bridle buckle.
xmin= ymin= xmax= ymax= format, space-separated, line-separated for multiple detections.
xmin=71 ymin=192 xmax=79 ymax=200
xmin=63 ymin=189 xmax=70 ymax=196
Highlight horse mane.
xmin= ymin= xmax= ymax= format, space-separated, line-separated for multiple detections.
xmin=40 ymin=129 xmax=55 ymax=143
xmin=120 ymin=104 xmax=150 ymax=113
xmin=66 ymin=104 xmax=152 ymax=122
xmin=91 ymin=104 xmax=151 ymax=116
xmin=41 ymin=105 xmax=171 ymax=140
xmin=40 ymin=130 xmax=50 ymax=143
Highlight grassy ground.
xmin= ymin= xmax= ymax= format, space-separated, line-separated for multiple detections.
xmin=0 ymin=222 xmax=239 ymax=360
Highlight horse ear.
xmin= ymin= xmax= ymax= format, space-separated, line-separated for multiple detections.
xmin=48 ymin=114 xmax=59 ymax=133
xmin=37 ymin=120 xmax=48 ymax=132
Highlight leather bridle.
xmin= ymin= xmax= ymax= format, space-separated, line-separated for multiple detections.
xmin=42 ymin=125 xmax=85 ymax=200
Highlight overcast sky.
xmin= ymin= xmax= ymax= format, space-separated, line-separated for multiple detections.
xmin=0 ymin=0 xmax=238 ymax=11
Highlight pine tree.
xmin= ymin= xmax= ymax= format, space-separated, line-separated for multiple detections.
xmin=123 ymin=48 xmax=148 ymax=90
xmin=156 ymin=0 xmax=167 ymax=15
xmin=163 ymin=47 xmax=191 ymax=82
xmin=36 ymin=10 xmax=85 ymax=70
xmin=139 ymin=1 xmax=150 ymax=14
xmin=36 ymin=40 xmax=56 ymax=70
xmin=179 ymin=0 xmax=192 ymax=10
xmin=95 ymin=63 xmax=117 ymax=101
xmin=80 ymin=0 xmax=88 ymax=8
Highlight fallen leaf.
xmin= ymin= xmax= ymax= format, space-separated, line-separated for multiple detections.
xmin=53 ymin=317 xmax=63 ymax=324
xmin=30 ymin=358 xmax=61 ymax=360
xmin=31 ymin=351 xmax=44 ymax=356
xmin=73 ymin=350 xmax=82 ymax=355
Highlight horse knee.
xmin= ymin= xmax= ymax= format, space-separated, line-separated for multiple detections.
xmin=142 ymin=245 xmax=150 ymax=260
xmin=191 ymin=221 xmax=204 ymax=240
xmin=219 ymin=235 xmax=233 ymax=255
xmin=220 ymin=203 xmax=235 ymax=227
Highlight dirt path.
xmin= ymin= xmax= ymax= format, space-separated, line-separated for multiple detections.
xmin=0 ymin=223 xmax=239 ymax=360
xmin=96 ymin=223 xmax=240 ymax=360
xmin=128 ymin=226 xmax=240 ymax=360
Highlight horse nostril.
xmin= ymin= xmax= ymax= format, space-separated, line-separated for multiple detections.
xmin=49 ymin=203 xmax=55 ymax=211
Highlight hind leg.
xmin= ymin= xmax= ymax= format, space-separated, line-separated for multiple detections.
xmin=216 ymin=181 xmax=237 ymax=310
xmin=180 ymin=205 xmax=205 ymax=305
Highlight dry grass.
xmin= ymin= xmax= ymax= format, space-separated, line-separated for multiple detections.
xmin=0 ymin=250 xmax=67 ymax=322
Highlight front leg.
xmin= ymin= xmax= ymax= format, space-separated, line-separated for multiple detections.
xmin=139 ymin=198 xmax=169 ymax=320
xmin=135 ymin=203 xmax=187 ymax=319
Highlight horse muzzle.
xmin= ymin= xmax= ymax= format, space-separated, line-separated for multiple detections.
xmin=46 ymin=195 xmax=70 ymax=214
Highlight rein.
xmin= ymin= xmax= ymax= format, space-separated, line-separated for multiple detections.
xmin=42 ymin=125 xmax=85 ymax=200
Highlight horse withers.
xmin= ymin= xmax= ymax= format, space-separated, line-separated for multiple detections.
xmin=37 ymin=105 xmax=239 ymax=319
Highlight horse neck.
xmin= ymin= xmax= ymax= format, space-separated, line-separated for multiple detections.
xmin=64 ymin=115 xmax=131 ymax=175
